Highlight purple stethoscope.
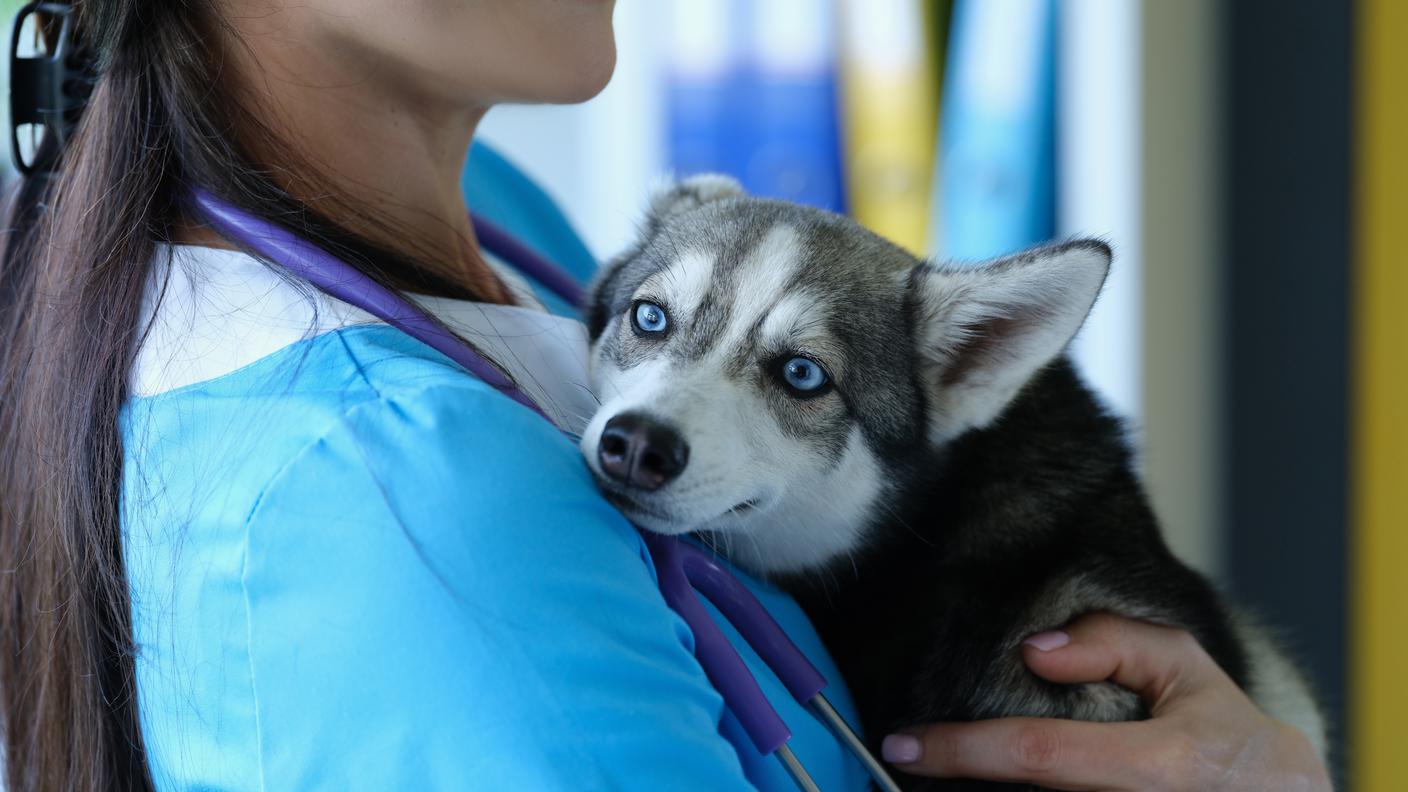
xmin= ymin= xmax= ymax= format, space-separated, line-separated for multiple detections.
xmin=191 ymin=189 xmax=902 ymax=792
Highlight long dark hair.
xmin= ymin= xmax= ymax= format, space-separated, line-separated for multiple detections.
xmin=0 ymin=3 xmax=504 ymax=789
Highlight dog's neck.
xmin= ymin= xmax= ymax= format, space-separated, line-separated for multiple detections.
xmin=789 ymin=357 xmax=1137 ymax=589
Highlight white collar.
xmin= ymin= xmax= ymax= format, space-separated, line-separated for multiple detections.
xmin=132 ymin=244 xmax=597 ymax=436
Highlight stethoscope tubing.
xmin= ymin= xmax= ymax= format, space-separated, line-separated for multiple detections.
xmin=188 ymin=187 xmax=900 ymax=792
xmin=190 ymin=188 xmax=548 ymax=419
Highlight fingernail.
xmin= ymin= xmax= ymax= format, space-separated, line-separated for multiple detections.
xmin=1023 ymin=630 xmax=1071 ymax=651
xmin=881 ymin=734 xmax=922 ymax=764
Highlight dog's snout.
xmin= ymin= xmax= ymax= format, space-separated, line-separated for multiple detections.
xmin=598 ymin=413 xmax=689 ymax=491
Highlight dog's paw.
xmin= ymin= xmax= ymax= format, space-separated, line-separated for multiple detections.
xmin=1058 ymin=680 xmax=1143 ymax=722
xmin=968 ymin=677 xmax=1144 ymax=724
xmin=958 ymin=649 xmax=1145 ymax=724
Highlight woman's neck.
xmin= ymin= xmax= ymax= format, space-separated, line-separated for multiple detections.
xmin=192 ymin=6 xmax=506 ymax=300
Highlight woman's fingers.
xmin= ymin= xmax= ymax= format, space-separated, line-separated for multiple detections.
xmin=883 ymin=615 xmax=1332 ymax=790
xmin=1018 ymin=612 xmax=1231 ymax=710
xmin=884 ymin=717 xmax=1161 ymax=791
xmin=881 ymin=615 xmax=1225 ymax=789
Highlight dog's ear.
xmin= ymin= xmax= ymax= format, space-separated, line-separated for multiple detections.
xmin=645 ymin=174 xmax=744 ymax=228
xmin=912 ymin=240 xmax=1110 ymax=442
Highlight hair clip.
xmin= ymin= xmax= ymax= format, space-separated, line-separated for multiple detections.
xmin=9 ymin=1 xmax=95 ymax=176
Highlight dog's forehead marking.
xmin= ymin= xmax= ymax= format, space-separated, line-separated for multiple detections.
xmin=714 ymin=224 xmax=804 ymax=353
xmin=638 ymin=249 xmax=715 ymax=319
xmin=760 ymin=291 xmax=826 ymax=345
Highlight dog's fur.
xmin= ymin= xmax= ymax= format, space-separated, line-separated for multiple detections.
xmin=581 ymin=176 xmax=1326 ymax=790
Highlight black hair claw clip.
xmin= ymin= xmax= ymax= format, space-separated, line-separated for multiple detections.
xmin=9 ymin=1 xmax=95 ymax=176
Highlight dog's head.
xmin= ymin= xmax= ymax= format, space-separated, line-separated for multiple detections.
xmin=581 ymin=176 xmax=1110 ymax=574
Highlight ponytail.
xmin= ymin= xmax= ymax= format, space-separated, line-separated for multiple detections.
xmin=0 ymin=3 xmax=502 ymax=789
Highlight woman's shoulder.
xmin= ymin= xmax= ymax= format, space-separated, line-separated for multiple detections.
xmin=238 ymin=340 xmax=648 ymax=606
xmin=237 ymin=328 xmax=630 ymax=546
xmin=136 ymin=318 xmax=489 ymax=403
xmin=125 ymin=321 xmax=605 ymax=536
xmin=127 ymin=322 xmax=505 ymax=455
xmin=124 ymin=326 xmax=777 ymax=790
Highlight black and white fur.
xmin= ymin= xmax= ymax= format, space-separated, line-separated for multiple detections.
xmin=581 ymin=176 xmax=1325 ymax=790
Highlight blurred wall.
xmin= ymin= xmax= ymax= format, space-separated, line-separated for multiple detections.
xmin=1138 ymin=0 xmax=1224 ymax=578
xmin=1225 ymin=0 xmax=1351 ymax=780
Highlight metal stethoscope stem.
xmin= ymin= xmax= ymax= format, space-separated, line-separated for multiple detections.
xmin=809 ymin=694 xmax=903 ymax=792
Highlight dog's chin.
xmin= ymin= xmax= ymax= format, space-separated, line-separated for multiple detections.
xmin=692 ymin=497 xmax=770 ymax=532
xmin=618 ymin=507 xmax=694 ymax=536
xmin=592 ymin=487 xmax=681 ymax=533
xmin=595 ymin=482 xmax=771 ymax=537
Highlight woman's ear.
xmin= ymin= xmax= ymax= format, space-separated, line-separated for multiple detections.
xmin=912 ymin=240 xmax=1111 ymax=443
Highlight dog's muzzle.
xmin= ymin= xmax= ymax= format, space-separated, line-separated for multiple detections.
xmin=597 ymin=412 xmax=690 ymax=491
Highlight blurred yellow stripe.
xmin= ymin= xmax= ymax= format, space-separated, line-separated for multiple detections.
xmin=836 ymin=0 xmax=942 ymax=255
xmin=1354 ymin=0 xmax=1408 ymax=788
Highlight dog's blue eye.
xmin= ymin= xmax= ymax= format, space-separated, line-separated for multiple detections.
xmin=634 ymin=302 xmax=668 ymax=334
xmin=781 ymin=356 xmax=829 ymax=393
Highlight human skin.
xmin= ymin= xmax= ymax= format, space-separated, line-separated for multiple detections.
xmin=206 ymin=0 xmax=617 ymax=277
xmin=882 ymin=613 xmax=1333 ymax=791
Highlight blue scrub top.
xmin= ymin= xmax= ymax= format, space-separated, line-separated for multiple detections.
xmin=120 ymin=143 xmax=870 ymax=790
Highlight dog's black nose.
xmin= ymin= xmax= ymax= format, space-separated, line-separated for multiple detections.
xmin=598 ymin=413 xmax=689 ymax=491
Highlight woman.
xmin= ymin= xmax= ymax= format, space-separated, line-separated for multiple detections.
xmin=0 ymin=2 xmax=1331 ymax=790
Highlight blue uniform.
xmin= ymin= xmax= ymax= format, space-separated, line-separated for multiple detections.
xmin=120 ymin=144 xmax=870 ymax=790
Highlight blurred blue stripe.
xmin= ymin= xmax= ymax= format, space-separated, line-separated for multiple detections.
xmin=935 ymin=0 xmax=1057 ymax=261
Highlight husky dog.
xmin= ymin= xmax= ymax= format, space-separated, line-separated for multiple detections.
xmin=580 ymin=176 xmax=1325 ymax=790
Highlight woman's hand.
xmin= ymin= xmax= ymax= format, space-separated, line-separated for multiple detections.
xmin=880 ymin=613 xmax=1331 ymax=791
